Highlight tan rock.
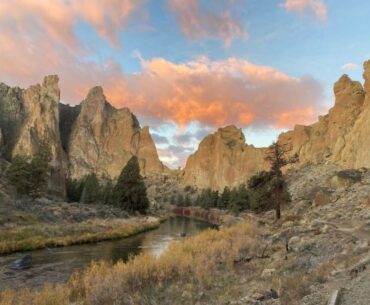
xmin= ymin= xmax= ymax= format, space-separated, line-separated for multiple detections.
xmin=68 ymin=86 xmax=167 ymax=180
xmin=182 ymin=125 xmax=267 ymax=190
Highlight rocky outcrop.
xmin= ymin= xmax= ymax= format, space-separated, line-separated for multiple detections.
xmin=0 ymin=77 xmax=167 ymax=196
xmin=0 ymin=76 xmax=66 ymax=196
xmin=68 ymin=86 xmax=167 ymax=180
xmin=182 ymin=125 xmax=267 ymax=190
xmin=278 ymin=63 xmax=370 ymax=170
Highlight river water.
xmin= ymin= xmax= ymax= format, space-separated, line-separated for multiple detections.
xmin=0 ymin=217 xmax=215 ymax=292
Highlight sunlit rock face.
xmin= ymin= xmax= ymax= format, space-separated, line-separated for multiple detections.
xmin=182 ymin=125 xmax=267 ymax=190
xmin=0 ymin=75 xmax=66 ymax=196
xmin=278 ymin=62 xmax=370 ymax=169
xmin=67 ymin=86 xmax=167 ymax=180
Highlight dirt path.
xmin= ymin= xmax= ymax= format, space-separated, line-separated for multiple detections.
xmin=340 ymin=270 xmax=370 ymax=305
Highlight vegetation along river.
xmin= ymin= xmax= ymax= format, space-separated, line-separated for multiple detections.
xmin=0 ymin=217 xmax=215 ymax=291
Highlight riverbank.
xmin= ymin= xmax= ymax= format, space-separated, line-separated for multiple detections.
xmin=171 ymin=205 xmax=242 ymax=226
xmin=0 ymin=198 xmax=161 ymax=255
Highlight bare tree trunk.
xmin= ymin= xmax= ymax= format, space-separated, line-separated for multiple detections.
xmin=274 ymin=187 xmax=281 ymax=220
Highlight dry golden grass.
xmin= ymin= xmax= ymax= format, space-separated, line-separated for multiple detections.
xmin=0 ymin=218 xmax=160 ymax=255
xmin=0 ymin=222 xmax=261 ymax=305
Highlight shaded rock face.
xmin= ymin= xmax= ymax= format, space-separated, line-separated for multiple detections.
xmin=68 ymin=87 xmax=166 ymax=180
xmin=0 ymin=76 xmax=66 ymax=196
xmin=182 ymin=125 xmax=266 ymax=190
xmin=278 ymin=63 xmax=370 ymax=170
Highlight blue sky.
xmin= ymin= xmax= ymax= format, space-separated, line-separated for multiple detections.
xmin=0 ymin=0 xmax=369 ymax=167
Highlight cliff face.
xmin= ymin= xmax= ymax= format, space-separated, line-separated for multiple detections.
xmin=182 ymin=61 xmax=370 ymax=191
xmin=0 ymin=77 xmax=167 ymax=197
xmin=182 ymin=125 xmax=266 ymax=190
xmin=67 ymin=86 xmax=167 ymax=180
xmin=0 ymin=76 xmax=66 ymax=196
xmin=278 ymin=62 xmax=370 ymax=169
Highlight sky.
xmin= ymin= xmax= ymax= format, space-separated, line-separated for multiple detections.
xmin=0 ymin=0 xmax=369 ymax=168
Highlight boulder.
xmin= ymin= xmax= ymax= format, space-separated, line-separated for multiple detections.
xmin=325 ymin=169 xmax=362 ymax=188
xmin=313 ymin=188 xmax=334 ymax=206
xmin=9 ymin=254 xmax=32 ymax=270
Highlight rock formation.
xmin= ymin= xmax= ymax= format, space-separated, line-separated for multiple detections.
xmin=0 ymin=76 xmax=66 ymax=196
xmin=182 ymin=125 xmax=266 ymax=190
xmin=278 ymin=62 xmax=370 ymax=169
xmin=0 ymin=76 xmax=167 ymax=197
xmin=182 ymin=61 xmax=370 ymax=190
xmin=67 ymin=86 xmax=167 ymax=180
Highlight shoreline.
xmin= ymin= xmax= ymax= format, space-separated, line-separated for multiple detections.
xmin=0 ymin=217 xmax=161 ymax=256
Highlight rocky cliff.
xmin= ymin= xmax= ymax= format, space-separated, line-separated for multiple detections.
xmin=182 ymin=125 xmax=267 ymax=190
xmin=0 ymin=77 xmax=167 ymax=196
xmin=66 ymin=86 xmax=167 ymax=180
xmin=0 ymin=76 xmax=66 ymax=196
xmin=278 ymin=61 xmax=370 ymax=169
xmin=182 ymin=61 xmax=370 ymax=190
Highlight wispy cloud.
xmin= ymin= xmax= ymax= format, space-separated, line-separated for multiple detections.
xmin=167 ymin=0 xmax=247 ymax=46
xmin=281 ymin=0 xmax=328 ymax=22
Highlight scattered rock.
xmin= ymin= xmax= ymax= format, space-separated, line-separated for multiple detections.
xmin=9 ymin=254 xmax=32 ymax=270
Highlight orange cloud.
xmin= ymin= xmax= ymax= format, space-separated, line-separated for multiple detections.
xmin=0 ymin=0 xmax=142 ymax=48
xmin=102 ymin=56 xmax=324 ymax=129
xmin=0 ymin=0 xmax=324 ymax=132
xmin=281 ymin=0 xmax=327 ymax=21
xmin=168 ymin=0 xmax=246 ymax=46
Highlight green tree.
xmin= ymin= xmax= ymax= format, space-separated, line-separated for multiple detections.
xmin=28 ymin=140 xmax=52 ymax=199
xmin=81 ymin=173 xmax=100 ymax=204
xmin=102 ymin=180 xmax=115 ymax=205
xmin=113 ymin=156 xmax=149 ymax=213
xmin=6 ymin=155 xmax=32 ymax=195
xmin=220 ymin=186 xmax=231 ymax=209
xmin=176 ymin=193 xmax=185 ymax=206
xmin=184 ymin=194 xmax=191 ymax=206
xmin=66 ymin=178 xmax=84 ymax=202
xmin=6 ymin=140 xmax=51 ymax=198
xmin=229 ymin=184 xmax=249 ymax=214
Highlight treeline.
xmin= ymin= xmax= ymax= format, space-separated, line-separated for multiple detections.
xmin=6 ymin=140 xmax=51 ymax=199
xmin=66 ymin=156 xmax=149 ymax=212
xmin=6 ymin=145 xmax=149 ymax=213
xmin=171 ymin=170 xmax=291 ymax=215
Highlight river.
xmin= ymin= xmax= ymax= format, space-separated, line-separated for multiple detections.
xmin=0 ymin=217 xmax=215 ymax=292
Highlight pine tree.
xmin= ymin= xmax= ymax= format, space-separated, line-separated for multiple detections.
xmin=220 ymin=186 xmax=231 ymax=209
xmin=176 ymin=193 xmax=185 ymax=206
xmin=265 ymin=142 xmax=298 ymax=219
xmin=102 ymin=180 xmax=115 ymax=205
xmin=6 ymin=155 xmax=32 ymax=195
xmin=66 ymin=178 xmax=84 ymax=202
xmin=81 ymin=173 xmax=100 ymax=204
xmin=6 ymin=139 xmax=51 ymax=198
xmin=114 ymin=156 xmax=149 ymax=213
xmin=184 ymin=194 xmax=191 ymax=206
xmin=29 ymin=140 xmax=52 ymax=199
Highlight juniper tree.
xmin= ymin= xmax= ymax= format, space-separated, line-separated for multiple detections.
xmin=80 ymin=173 xmax=100 ymax=204
xmin=114 ymin=156 xmax=149 ymax=213
xmin=265 ymin=142 xmax=298 ymax=219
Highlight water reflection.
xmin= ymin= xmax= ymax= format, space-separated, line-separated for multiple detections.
xmin=0 ymin=217 xmax=214 ymax=291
